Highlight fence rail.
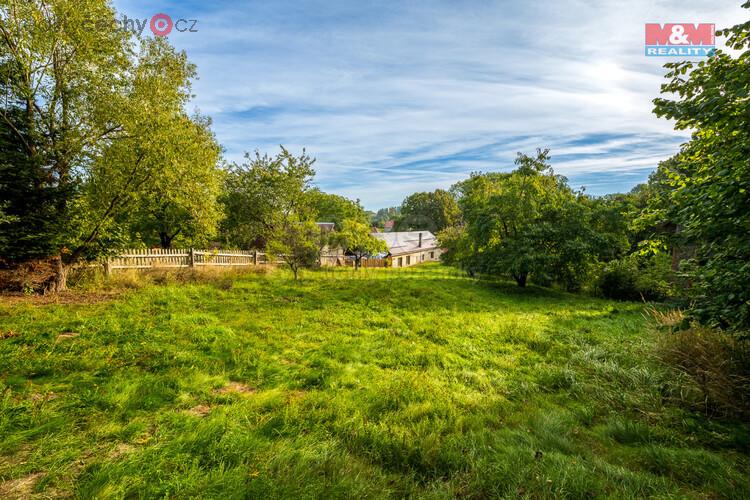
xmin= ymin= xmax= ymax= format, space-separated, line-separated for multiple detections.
xmin=105 ymin=248 xmax=268 ymax=272
xmin=104 ymin=249 xmax=356 ymax=272
xmin=360 ymin=258 xmax=389 ymax=268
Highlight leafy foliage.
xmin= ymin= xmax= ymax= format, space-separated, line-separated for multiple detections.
xmin=306 ymin=189 xmax=369 ymax=229
xmin=596 ymin=253 xmax=674 ymax=301
xmin=0 ymin=2 xmax=223 ymax=289
xmin=268 ymin=220 xmax=321 ymax=280
xmin=650 ymin=6 xmax=750 ymax=332
xmin=335 ymin=219 xmax=387 ymax=269
xmin=450 ymin=149 xmax=622 ymax=290
xmin=220 ymin=148 xmax=316 ymax=249
xmin=398 ymin=189 xmax=460 ymax=232
xmin=371 ymin=206 xmax=400 ymax=229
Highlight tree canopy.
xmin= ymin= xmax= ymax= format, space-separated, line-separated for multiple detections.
xmin=0 ymin=1 xmax=223 ymax=289
xmin=398 ymin=189 xmax=460 ymax=232
xmin=445 ymin=150 xmax=627 ymax=290
xmin=647 ymin=5 xmax=750 ymax=331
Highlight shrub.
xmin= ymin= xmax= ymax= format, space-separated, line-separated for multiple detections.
xmin=0 ymin=257 xmax=59 ymax=293
xmin=596 ymin=253 xmax=674 ymax=301
xmin=651 ymin=309 xmax=750 ymax=419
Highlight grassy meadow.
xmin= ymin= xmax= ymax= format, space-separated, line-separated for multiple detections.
xmin=0 ymin=264 xmax=748 ymax=498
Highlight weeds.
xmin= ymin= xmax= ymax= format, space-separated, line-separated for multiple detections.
xmin=650 ymin=308 xmax=750 ymax=419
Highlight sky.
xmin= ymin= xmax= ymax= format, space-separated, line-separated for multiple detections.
xmin=113 ymin=0 xmax=745 ymax=210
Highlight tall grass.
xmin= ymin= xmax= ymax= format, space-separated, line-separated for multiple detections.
xmin=0 ymin=263 xmax=748 ymax=497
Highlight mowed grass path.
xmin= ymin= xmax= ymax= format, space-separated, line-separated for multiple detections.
xmin=0 ymin=264 xmax=748 ymax=498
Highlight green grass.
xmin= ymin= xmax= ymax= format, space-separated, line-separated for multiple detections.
xmin=0 ymin=263 xmax=748 ymax=498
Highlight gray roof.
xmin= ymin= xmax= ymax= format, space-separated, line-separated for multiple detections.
xmin=371 ymin=231 xmax=438 ymax=256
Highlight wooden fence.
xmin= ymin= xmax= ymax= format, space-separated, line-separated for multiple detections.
xmin=360 ymin=258 xmax=389 ymax=268
xmin=103 ymin=249 xmax=360 ymax=272
xmin=105 ymin=249 xmax=267 ymax=273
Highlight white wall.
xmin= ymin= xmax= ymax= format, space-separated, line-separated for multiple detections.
xmin=391 ymin=248 xmax=441 ymax=268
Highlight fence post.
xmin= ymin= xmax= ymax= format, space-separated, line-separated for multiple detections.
xmin=253 ymin=251 xmax=258 ymax=265
xmin=104 ymin=258 xmax=111 ymax=276
xmin=189 ymin=248 xmax=195 ymax=268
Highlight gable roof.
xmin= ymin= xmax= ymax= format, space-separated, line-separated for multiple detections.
xmin=371 ymin=231 xmax=438 ymax=256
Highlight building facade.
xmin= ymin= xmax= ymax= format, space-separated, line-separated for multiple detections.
xmin=371 ymin=231 xmax=441 ymax=268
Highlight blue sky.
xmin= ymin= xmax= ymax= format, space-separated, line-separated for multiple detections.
xmin=113 ymin=0 xmax=744 ymax=209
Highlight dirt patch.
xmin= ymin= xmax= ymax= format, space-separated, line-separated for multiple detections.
xmin=30 ymin=392 xmax=57 ymax=403
xmin=0 ymin=472 xmax=44 ymax=499
xmin=56 ymin=332 xmax=79 ymax=341
xmin=286 ymin=390 xmax=306 ymax=402
xmin=185 ymin=404 xmax=212 ymax=417
xmin=0 ymin=330 xmax=19 ymax=340
xmin=215 ymin=382 xmax=256 ymax=396
xmin=108 ymin=443 xmax=136 ymax=460
xmin=0 ymin=258 xmax=58 ymax=294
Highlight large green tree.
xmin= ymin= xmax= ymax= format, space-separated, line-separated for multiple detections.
xmin=0 ymin=1 xmax=222 ymax=290
xmin=124 ymin=115 xmax=223 ymax=249
xmin=220 ymin=148 xmax=316 ymax=249
xmin=649 ymin=4 xmax=750 ymax=331
xmin=306 ymin=189 xmax=369 ymax=229
xmin=451 ymin=149 xmax=610 ymax=290
xmin=398 ymin=189 xmax=460 ymax=232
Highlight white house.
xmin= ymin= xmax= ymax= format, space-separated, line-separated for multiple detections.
xmin=371 ymin=231 xmax=441 ymax=268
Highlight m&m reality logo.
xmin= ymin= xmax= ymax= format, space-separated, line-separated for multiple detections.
xmin=645 ymin=23 xmax=715 ymax=57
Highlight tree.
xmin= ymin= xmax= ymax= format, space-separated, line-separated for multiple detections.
xmin=0 ymin=0 xmax=130 ymax=281
xmin=220 ymin=147 xmax=322 ymax=279
xmin=0 ymin=2 xmax=220 ymax=290
xmin=125 ymin=115 xmax=223 ymax=249
xmin=335 ymin=219 xmax=386 ymax=270
xmin=650 ymin=4 xmax=750 ymax=332
xmin=451 ymin=149 xmax=608 ymax=290
xmin=0 ymin=74 xmax=69 ymax=262
xmin=436 ymin=225 xmax=481 ymax=275
xmin=306 ymin=189 xmax=369 ymax=229
xmin=220 ymin=148 xmax=315 ymax=249
xmin=371 ymin=206 xmax=400 ymax=229
xmin=399 ymin=189 xmax=460 ymax=232
xmin=268 ymin=220 xmax=321 ymax=280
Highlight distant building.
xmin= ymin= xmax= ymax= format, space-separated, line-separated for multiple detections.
xmin=371 ymin=231 xmax=441 ymax=268
xmin=383 ymin=220 xmax=395 ymax=232
xmin=316 ymin=222 xmax=343 ymax=266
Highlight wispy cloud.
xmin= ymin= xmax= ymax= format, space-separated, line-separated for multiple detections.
xmin=113 ymin=0 xmax=744 ymax=208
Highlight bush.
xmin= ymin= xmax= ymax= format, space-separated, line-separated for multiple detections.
xmin=596 ymin=253 xmax=674 ymax=301
xmin=652 ymin=309 xmax=750 ymax=419
xmin=0 ymin=257 xmax=59 ymax=293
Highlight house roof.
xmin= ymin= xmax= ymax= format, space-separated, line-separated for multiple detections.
xmin=371 ymin=231 xmax=438 ymax=256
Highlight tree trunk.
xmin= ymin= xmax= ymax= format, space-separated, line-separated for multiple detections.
xmin=51 ymin=256 xmax=70 ymax=293
xmin=513 ymin=272 xmax=527 ymax=287
xmin=355 ymin=256 xmax=361 ymax=270
xmin=159 ymin=232 xmax=173 ymax=249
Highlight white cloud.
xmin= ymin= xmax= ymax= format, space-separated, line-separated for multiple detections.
xmin=114 ymin=0 xmax=745 ymax=208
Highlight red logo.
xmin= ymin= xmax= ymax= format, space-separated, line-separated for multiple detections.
xmin=150 ymin=13 xmax=173 ymax=37
xmin=645 ymin=23 xmax=714 ymax=46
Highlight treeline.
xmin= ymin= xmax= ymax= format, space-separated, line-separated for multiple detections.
xmin=0 ymin=1 xmax=382 ymax=288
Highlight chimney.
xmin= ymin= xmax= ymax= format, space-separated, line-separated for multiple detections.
xmin=418 ymin=232 xmax=422 ymax=248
